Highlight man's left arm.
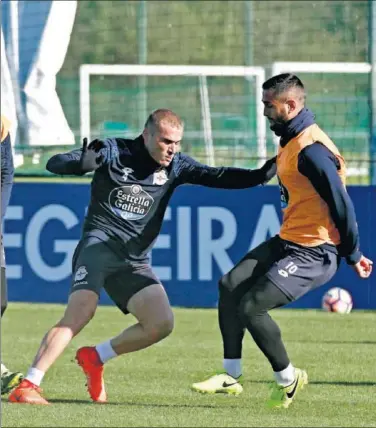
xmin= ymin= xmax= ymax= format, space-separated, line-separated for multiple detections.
xmin=298 ymin=142 xmax=361 ymax=265
xmin=1 ymin=133 xmax=15 ymax=221
xmin=176 ymin=154 xmax=276 ymax=189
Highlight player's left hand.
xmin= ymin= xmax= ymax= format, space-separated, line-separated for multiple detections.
xmin=351 ymin=255 xmax=373 ymax=279
xmin=260 ymin=156 xmax=277 ymax=182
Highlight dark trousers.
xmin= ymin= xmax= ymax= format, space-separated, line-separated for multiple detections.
xmin=218 ymin=235 xmax=339 ymax=371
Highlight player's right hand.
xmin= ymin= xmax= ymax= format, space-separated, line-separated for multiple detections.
xmin=80 ymin=138 xmax=105 ymax=172
xmin=351 ymin=255 xmax=373 ymax=279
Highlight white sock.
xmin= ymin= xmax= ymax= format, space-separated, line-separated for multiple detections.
xmin=1 ymin=363 xmax=9 ymax=375
xmin=95 ymin=340 xmax=118 ymax=364
xmin=26 ymin=368 xmax=45 ymax=386
xmin=223 ymin=359 xmax=242 ymax=379
xmin=274 ymin=363 xmax=295 ymax=387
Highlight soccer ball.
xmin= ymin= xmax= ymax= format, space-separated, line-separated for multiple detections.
xmin=322 ymin=287 xmax=353 ymax=314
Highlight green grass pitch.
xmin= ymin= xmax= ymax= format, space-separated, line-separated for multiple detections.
xmin=1 ymin=303 xmax=375 ymax=427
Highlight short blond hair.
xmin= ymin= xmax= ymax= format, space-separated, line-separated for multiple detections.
xmin=144 ymin=109 xmax=184 ymax=131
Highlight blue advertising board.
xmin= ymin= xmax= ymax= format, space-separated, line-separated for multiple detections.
xmin=3 ymin=183 xmax=375 ymax=309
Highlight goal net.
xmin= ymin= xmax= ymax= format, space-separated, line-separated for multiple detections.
xmin=79 ymin=62 xmax=371 ymax=179
xmin=79 ymin=64 xmax=266 ymax=168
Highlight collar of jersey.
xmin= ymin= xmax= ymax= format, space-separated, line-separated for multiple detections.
xmin=279 ymin=108 xmax=316 ymax=148
xmin=133 ymin=134 xmax=163 ymax=171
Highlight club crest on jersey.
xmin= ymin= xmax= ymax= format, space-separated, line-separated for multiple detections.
xmin=121 ymin=167 xmax=134 ymax=182
xmin=278 ymin=177 xmax=289 ymax=209
xmin=74 ymin=265 xmax=88 ymax=282
xmin=153 ymin=168 xmax=168 ymax=185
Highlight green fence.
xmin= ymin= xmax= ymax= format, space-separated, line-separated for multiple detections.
xmin=14 ymin=1 xmax=373 ymax=184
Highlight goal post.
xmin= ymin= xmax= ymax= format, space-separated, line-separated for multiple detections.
xmin=79 ymin=64 xmax=267 ymax=167
xmin=271 ymin=62 xmax=371 ymax=75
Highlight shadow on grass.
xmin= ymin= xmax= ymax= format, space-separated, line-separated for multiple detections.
xmin=1 ymin=397 xmax=102 ymax=406
xmin=3 ymin=379 xmax=374 ymax=408
xmin=247 ymin=380 xmax=375 ymax=387
xmin=309 ymin=380 xmax=375 ymax=386
xmin=286 ymin=340 xmax=376 ymax=345
xmin=43 ymin=398 xmax=225 ymax=408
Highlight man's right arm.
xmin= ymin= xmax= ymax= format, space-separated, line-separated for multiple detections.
xmin=46 ymin=138 xmax=118 ymax=176
xmin=46 ymin=149 xmax=85 ymax=175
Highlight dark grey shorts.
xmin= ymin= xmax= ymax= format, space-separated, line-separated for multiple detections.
xmin=221 ymin=235 xmax=340 ymax=301
xmin=71 ymin=236 xmax=161 ymax=314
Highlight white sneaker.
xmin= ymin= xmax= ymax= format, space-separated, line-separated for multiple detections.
xmin=191 ymin=373 xmax=243 ymax=395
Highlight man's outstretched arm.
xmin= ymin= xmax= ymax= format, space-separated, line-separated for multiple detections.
xmin=176 ymin=154 xmax=276 ymax=189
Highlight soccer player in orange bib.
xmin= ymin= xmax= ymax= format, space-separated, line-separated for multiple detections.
xmin=192 ymin=74 xmax=373 ymax=408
